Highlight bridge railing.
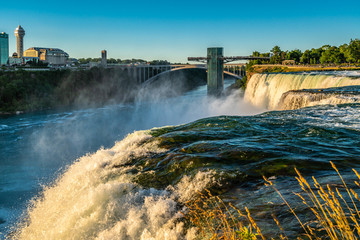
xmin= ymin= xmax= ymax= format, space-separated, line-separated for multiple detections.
xmin=106 ymin=64 xmax=191 ymax=83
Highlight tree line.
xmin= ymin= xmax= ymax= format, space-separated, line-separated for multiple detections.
xmin=250 ymin=39 xmax=360 ymax=65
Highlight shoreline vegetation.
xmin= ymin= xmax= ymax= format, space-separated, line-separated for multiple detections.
xmin=249 ymin=39 xmax=360 ymax=66
xmin=0 ymin=67 xmax=206 ymax=115
xmin=0 ymin=67 xmax=138 ymax=115
xmin=240 ymin=38 xmax=360 ymax=86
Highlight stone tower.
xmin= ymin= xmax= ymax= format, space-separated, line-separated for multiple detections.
xmin=207 ymin=47 xmax=224 ymax=96
xmin=14 ymin=25 xmax=25 ymax=58
xmin=101 ymin=50 xmax=107 ymax=67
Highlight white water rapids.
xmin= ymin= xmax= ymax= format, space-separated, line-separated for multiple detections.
xmin=278 ymin=90 xmax=360 ymax=110
xmin=12 ymin=131 xmax=216 ymax=240
xmin=9 ymin=72 xmax=360 ymax=239
xmin=3 ymin=81 xmax=259 ymax=240
xmin=244 ymin=73 xmax=360 ymax=110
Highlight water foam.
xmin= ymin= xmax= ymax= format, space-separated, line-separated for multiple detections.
xmin=303 ymin=104 xmax=360 ymax=130
xmin=244 ymin=73 xmax=360 ymax=110
xmin=278 ymin=91 xmax=360 ymax=110
xmin=12 ymin=130 xmax=219 ymax=240
xmin=173 ymin=170 xmax=217 ymax=203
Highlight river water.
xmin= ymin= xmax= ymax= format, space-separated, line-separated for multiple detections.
xmin=0 ymin=80 xmax=262 ymax=238
xmin=1 ymin=73 xmax=360 ymax=239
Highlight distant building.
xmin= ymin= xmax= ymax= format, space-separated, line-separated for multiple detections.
xmin=8 ymin=57 xmax=23 ymax=66
xmin=0 ymin=32 xmax=9 ymax=65
xmin=282 ymin=60 xmax=296 ymax=65
xmin=24 ymin=47 xmax=69 ymax=66
xmin=101 ymin=50 xmax=107 ymax=67
xmin=14 ymin=25 xmax=25 ymax=58
xmin=23 ymin=57 xmax=40 ymax=64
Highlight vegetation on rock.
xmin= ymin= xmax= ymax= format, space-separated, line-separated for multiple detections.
xmin=0 ymin=67 xmax=137 ymax=113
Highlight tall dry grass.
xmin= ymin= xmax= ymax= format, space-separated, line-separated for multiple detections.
xmin=265 ymin=161 xmax=360 ymax=240
xmin=182 ymin=189 xmax=263 ymax=240
xmin=184 ymin=162 xmax=360 ymax=239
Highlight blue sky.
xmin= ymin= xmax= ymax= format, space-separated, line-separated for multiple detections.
xmin=1 ymin=0 xmax=360 ymax=62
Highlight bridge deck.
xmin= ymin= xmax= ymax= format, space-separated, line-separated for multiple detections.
xmin=188 ymin=56 xmax=270 ymax=62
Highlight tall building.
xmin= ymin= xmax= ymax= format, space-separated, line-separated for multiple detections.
xmin=24 ymin=47 xmax=69 ymax=66
xmin=14 ymin=25 xmax=25 ymax=58
xmin=101 ymin=50 xmax=107 ymax=67
xmin=0 ymin=32 xmax=9 ymax=65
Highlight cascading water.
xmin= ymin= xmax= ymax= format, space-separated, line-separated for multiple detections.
xmin=278 ymin=85 xmax=360 ymax=110
xmin=244 ymin=72 xmax=360 ymax=109
xmin=4 ymin=73 xmax=360 ymax=239
xmin=2 ymin=81 xmax=256 ymax=239
xmin=11 ymin=103 xmax=360 ymax=239
xmin=12 ymin=131 xmax=212 ymax=240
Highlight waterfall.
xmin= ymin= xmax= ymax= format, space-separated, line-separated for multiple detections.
xmin=12 ymin=131 xmax=214 ymax=240
xmin=278 ymin=89 xmax=360 ymax=110
xmin=244 ymin=73 xmax=360 ymax=110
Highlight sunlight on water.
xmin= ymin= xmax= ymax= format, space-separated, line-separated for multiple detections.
xmin=244 ymin=73 xmax=360 ymax=109
xmin=3 ymin=74 xmax=360 ymax=239
xmin=12 ymin=131 xmax=216 ymax=240
xmin=1 ymin=80 xmax=263 ymax=238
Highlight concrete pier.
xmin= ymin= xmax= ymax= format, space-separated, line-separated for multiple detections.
xmin=188 ymin=48 xmax=270 ymax=96
xmin=207 ymin=47 xmax=224 ymax=96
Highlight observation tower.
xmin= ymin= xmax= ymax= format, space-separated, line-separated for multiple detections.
xmin=14 ymin=25 xmax=25 ymax=58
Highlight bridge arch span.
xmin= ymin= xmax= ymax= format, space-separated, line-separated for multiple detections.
xmin=138 ymin=67 xmax=240 ymax=101
xmin=143 ymin=66 xmax=240 ymax=86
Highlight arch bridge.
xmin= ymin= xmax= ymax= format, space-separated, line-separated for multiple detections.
xmin=106 ymin=47 xmax=269 ymax=96
xmin=188 ymin=47 xmax=270 ymax=95
xmin=107 ymin=61 xmax=247 ymax=85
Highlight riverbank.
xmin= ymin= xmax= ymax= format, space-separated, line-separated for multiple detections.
xmin=0 ymin=68 xmax=138 ymax=115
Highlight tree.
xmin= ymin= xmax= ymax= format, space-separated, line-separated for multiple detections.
xmin=252 ymin=51 xmax=260 ymax=57
xmin=310 ymin=48 xmax=323 ymax=64
xmin=320 ymin=46 xmax=345 ymax=64
xmin=339 ymin=44 xmax=348 ymax=55
xmin=249 ymin=38 xmax=360 ymax=66
xmin=107 ymin=58 xmax=118 ymax=64
xmin=346 ymin=39 xmax=360 ymax=63
xmin=271 ymin=46 xmax=282 ymax=56
xmin=270 ymin=46 xmax=283 ymax=64
xmin=321 ymin=45 xmax=331 ymax=51
xmin=286 ymin=49 xmax=302 ymax=63
xmin=300 ymin=50 xmax=311 ymax=64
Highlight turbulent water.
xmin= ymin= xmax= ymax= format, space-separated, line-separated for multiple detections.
xmin=0 ymin=80 xmax=261 ymax=239
xmin=2 ymin=73 xmax=360 ymax=239
xmin=279 ymin=85 xmax=360 ymax=110
xmin=12 ymin=104 xmax=360 ymax=239
xmin=244 ymin=72 xmax=360 ymax=109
